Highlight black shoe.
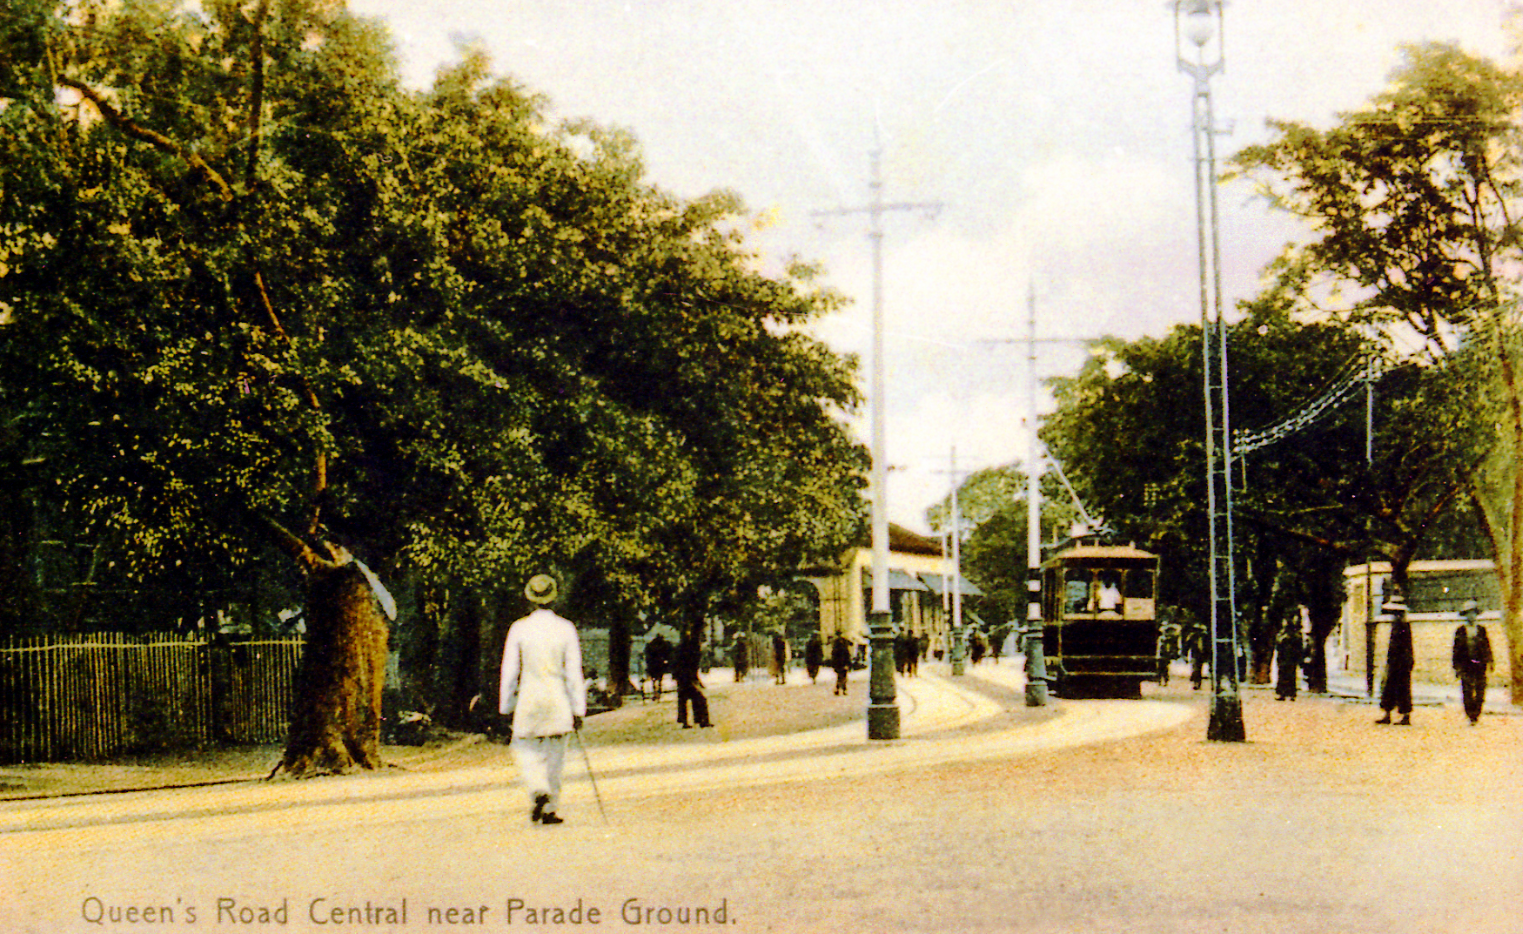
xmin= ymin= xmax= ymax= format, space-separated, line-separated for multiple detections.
xmin=699 ymin=722 xmax=714 ymax=728
xmin=1396 ymin=714 xmax=1410 ymax=725
xmin=531 ymin=793 xmax=549 ymax=822
xmin=1375 ymin=714 xmax=1391 ymax=725
xmin=538 ymin=812 xmax=564 ymax=825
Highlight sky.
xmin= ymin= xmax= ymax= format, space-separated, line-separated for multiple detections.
xmin=348 ymin=0 xmax=1516 ymax=534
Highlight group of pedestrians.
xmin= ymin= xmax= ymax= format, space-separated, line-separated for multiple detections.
xmin=1375 ymin=595 xmax=1494 ymax=727
xmin=642 ymin=629 xmax=711 ymax=728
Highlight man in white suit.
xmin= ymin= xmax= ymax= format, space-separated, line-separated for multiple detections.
xmin=499 ymin=573 xmax=586 ymax=825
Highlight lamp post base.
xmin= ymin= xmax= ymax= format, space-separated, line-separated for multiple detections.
xmin=867 ymin=704 xmax=901 ymax=740
xmin=1024 ymin=629 xmax=1049 ymax=707
xmin=1207 ymin=692 xmax=1246 ymax=742
xmin=867 ymin=610 xmax=900 ymax=740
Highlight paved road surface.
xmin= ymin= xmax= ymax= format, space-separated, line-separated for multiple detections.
xmin=3 ymin=661 xmax=1519 ymax=934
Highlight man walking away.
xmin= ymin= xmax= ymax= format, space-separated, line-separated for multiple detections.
xmin=499 ymin=573 xmax=586 ymax=825
xmin=1452 ymin=599 xmax=1494 ymax=725
xmin=831 ymin=633 xmax=852 ymax=695
xmin=1375 ymin=596 xmax=1414 ymax=726
xmin=674 ymin=631 xmax=713 ymax=728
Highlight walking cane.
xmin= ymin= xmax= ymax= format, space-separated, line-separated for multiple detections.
xmin=572 ymin=729 xmax=609 ymax=825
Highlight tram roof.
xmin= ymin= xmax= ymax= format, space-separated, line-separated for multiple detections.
xmin=1044 ymin=543 xmax=1158 ymax=565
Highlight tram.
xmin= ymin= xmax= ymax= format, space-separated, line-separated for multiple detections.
xmin=1039 ymin=541 xmax=1161 ymax=698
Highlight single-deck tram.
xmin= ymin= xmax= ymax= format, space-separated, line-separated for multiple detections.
xmin=1040 ymin=542 xmax=1161 ymax=698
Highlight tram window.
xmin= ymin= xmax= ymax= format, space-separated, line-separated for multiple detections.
xmin=1063 ymin=570 xmax=1090 ymax=614
xmin=1125 ymin=569 xmax=1155 ymax=599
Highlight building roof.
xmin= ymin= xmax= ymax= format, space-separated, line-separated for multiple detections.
xmin=884 ymin=523 xmax=944 ymax=556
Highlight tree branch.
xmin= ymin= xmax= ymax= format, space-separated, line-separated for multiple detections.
xmin=57 ymin=76 xmax=234 ymax=202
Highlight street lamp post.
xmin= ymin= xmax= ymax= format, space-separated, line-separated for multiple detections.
xmin=949 ymin=447 xmax=967 ymax=676
xmin=815 ymin=146 xmax=939 ymax=740
xmin=1175 ymin=0 xmax=1245 ymax=742
xmin=1023 ymin=285 xmax=1049 ymax=706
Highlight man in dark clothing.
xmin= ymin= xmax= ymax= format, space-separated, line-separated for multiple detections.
xmin=1452 ymin=599 xmax=1494 ymax=725
xmin=804 ymin=633 xmax=823 ymax=683
xmin=830 ymin=633 xmax=852 ymax=695
xmin=1180 ymin=610 xmax=1207 ymax=690
xmin=1274 ymin=613 xmax=1302 ymax=701
xmin=1376 ymin=596 xmax=1414 ymax=725
xmin=770 ymin=631 xmax=789 ymax=685
xmin=643 ymin=633 xmax=672 ymax=700
xmin=673 ymin=632 xmax=712 ymax=728
xmin=732 ymin=631 xmax=750 ymax=681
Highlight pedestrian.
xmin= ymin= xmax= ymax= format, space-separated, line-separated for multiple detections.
xmin=1376 ymin=596 xmax=1413 ymax=726
xmin=970 ymin=629 xmax=988 ymax=665
xmin=770 ymin=630 xmax=789 ymax=685
xmin=499 ymin=573 xmax=586 ymax=826
xmin=732 ymin=631 xmax=750 ymax=682
xmin=905 ymin=632 xmax=919 ymax=677
xmin=1180 ymin=609 xmax=1207 ymax=690
xmin=830 ymin=633 xmax=852 ymax=695
xmin=804 ymin=633 xmax=823 ymax=683
xmin=643 ymin=632 xmax=672 ymax=700
xmin=673 ymin=630 xmax=713 ymax=728
xmin=1156 ymin=608 xmax=1181 ymax=686
xmin=990 ymin=625 xmax=1007 ymax=664
xmin=1274 ymin=612 xmax=1302 ymax=701
xmin=1452 ymin=599 xmax=1494 ymax=725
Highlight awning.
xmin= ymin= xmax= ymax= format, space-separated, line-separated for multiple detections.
xmin=860 ymin=569 xmax=931 ymax=592
xmin=918 ymin=573 xmax=985 ymax=598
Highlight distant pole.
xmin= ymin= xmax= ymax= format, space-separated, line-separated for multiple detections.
xmin=1365 ymin=350 xmax=1376 ymax=697
xmin=1024 ymin=284 xmax=1049 ymax=706
xmin=950 ymin=446 xmax=967 ymax=675
xmin=814 ymin=142 xmax=941 ymax=741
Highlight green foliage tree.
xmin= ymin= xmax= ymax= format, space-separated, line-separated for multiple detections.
xmin=0 ymin=0 xmax=864 ymax=771
xmin=1231 ymin=42 xmax=1523 ymax=698
xmin=925 ymin=464 xmax=1081 ymax=627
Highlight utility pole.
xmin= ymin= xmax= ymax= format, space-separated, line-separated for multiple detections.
xmin=1176 ymin=0 xmax=1245 ymax=741
xmin=933 ymin=449 xmax=972 ymax=676
xmin=813 ymin=141 xmax=940 ymax=741
xmin=1022 ymin=285 xmax=1049 ymax=706
xmin=978 ymin=288 xmax=1096 ymax=705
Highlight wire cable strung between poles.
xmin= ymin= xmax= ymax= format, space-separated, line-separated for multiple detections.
xmin=1233 ymin=353 xmax=1394 ymax=455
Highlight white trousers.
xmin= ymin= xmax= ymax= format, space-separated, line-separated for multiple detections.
xmin=510 ymin=734 xmax=568 ymax=810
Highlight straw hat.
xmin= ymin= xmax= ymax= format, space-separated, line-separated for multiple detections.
xmin=524 ymin=574 xmax=559 ymax=605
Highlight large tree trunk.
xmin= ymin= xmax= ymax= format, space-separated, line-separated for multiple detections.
xmin=270 ymin=547 xmax=390 ymax=778
xmin=607 ymin=617 xmax=632 ymax=706
xmin=1302 ymin=563 xmax=1344 ymax=695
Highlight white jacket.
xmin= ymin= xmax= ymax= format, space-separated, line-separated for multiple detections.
xmin=498 ymin=609 xmax=587 ymax=737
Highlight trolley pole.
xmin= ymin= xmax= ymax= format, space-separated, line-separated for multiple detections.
xmin=814 ymin=142 xmax=940 ymax=741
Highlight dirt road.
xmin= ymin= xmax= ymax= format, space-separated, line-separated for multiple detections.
xmin=2 ymin=663 xmax=1519 ymax=934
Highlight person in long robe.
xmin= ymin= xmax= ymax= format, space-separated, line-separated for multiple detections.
xmin=1376 ymin=596 xmax=1413 ymax=726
